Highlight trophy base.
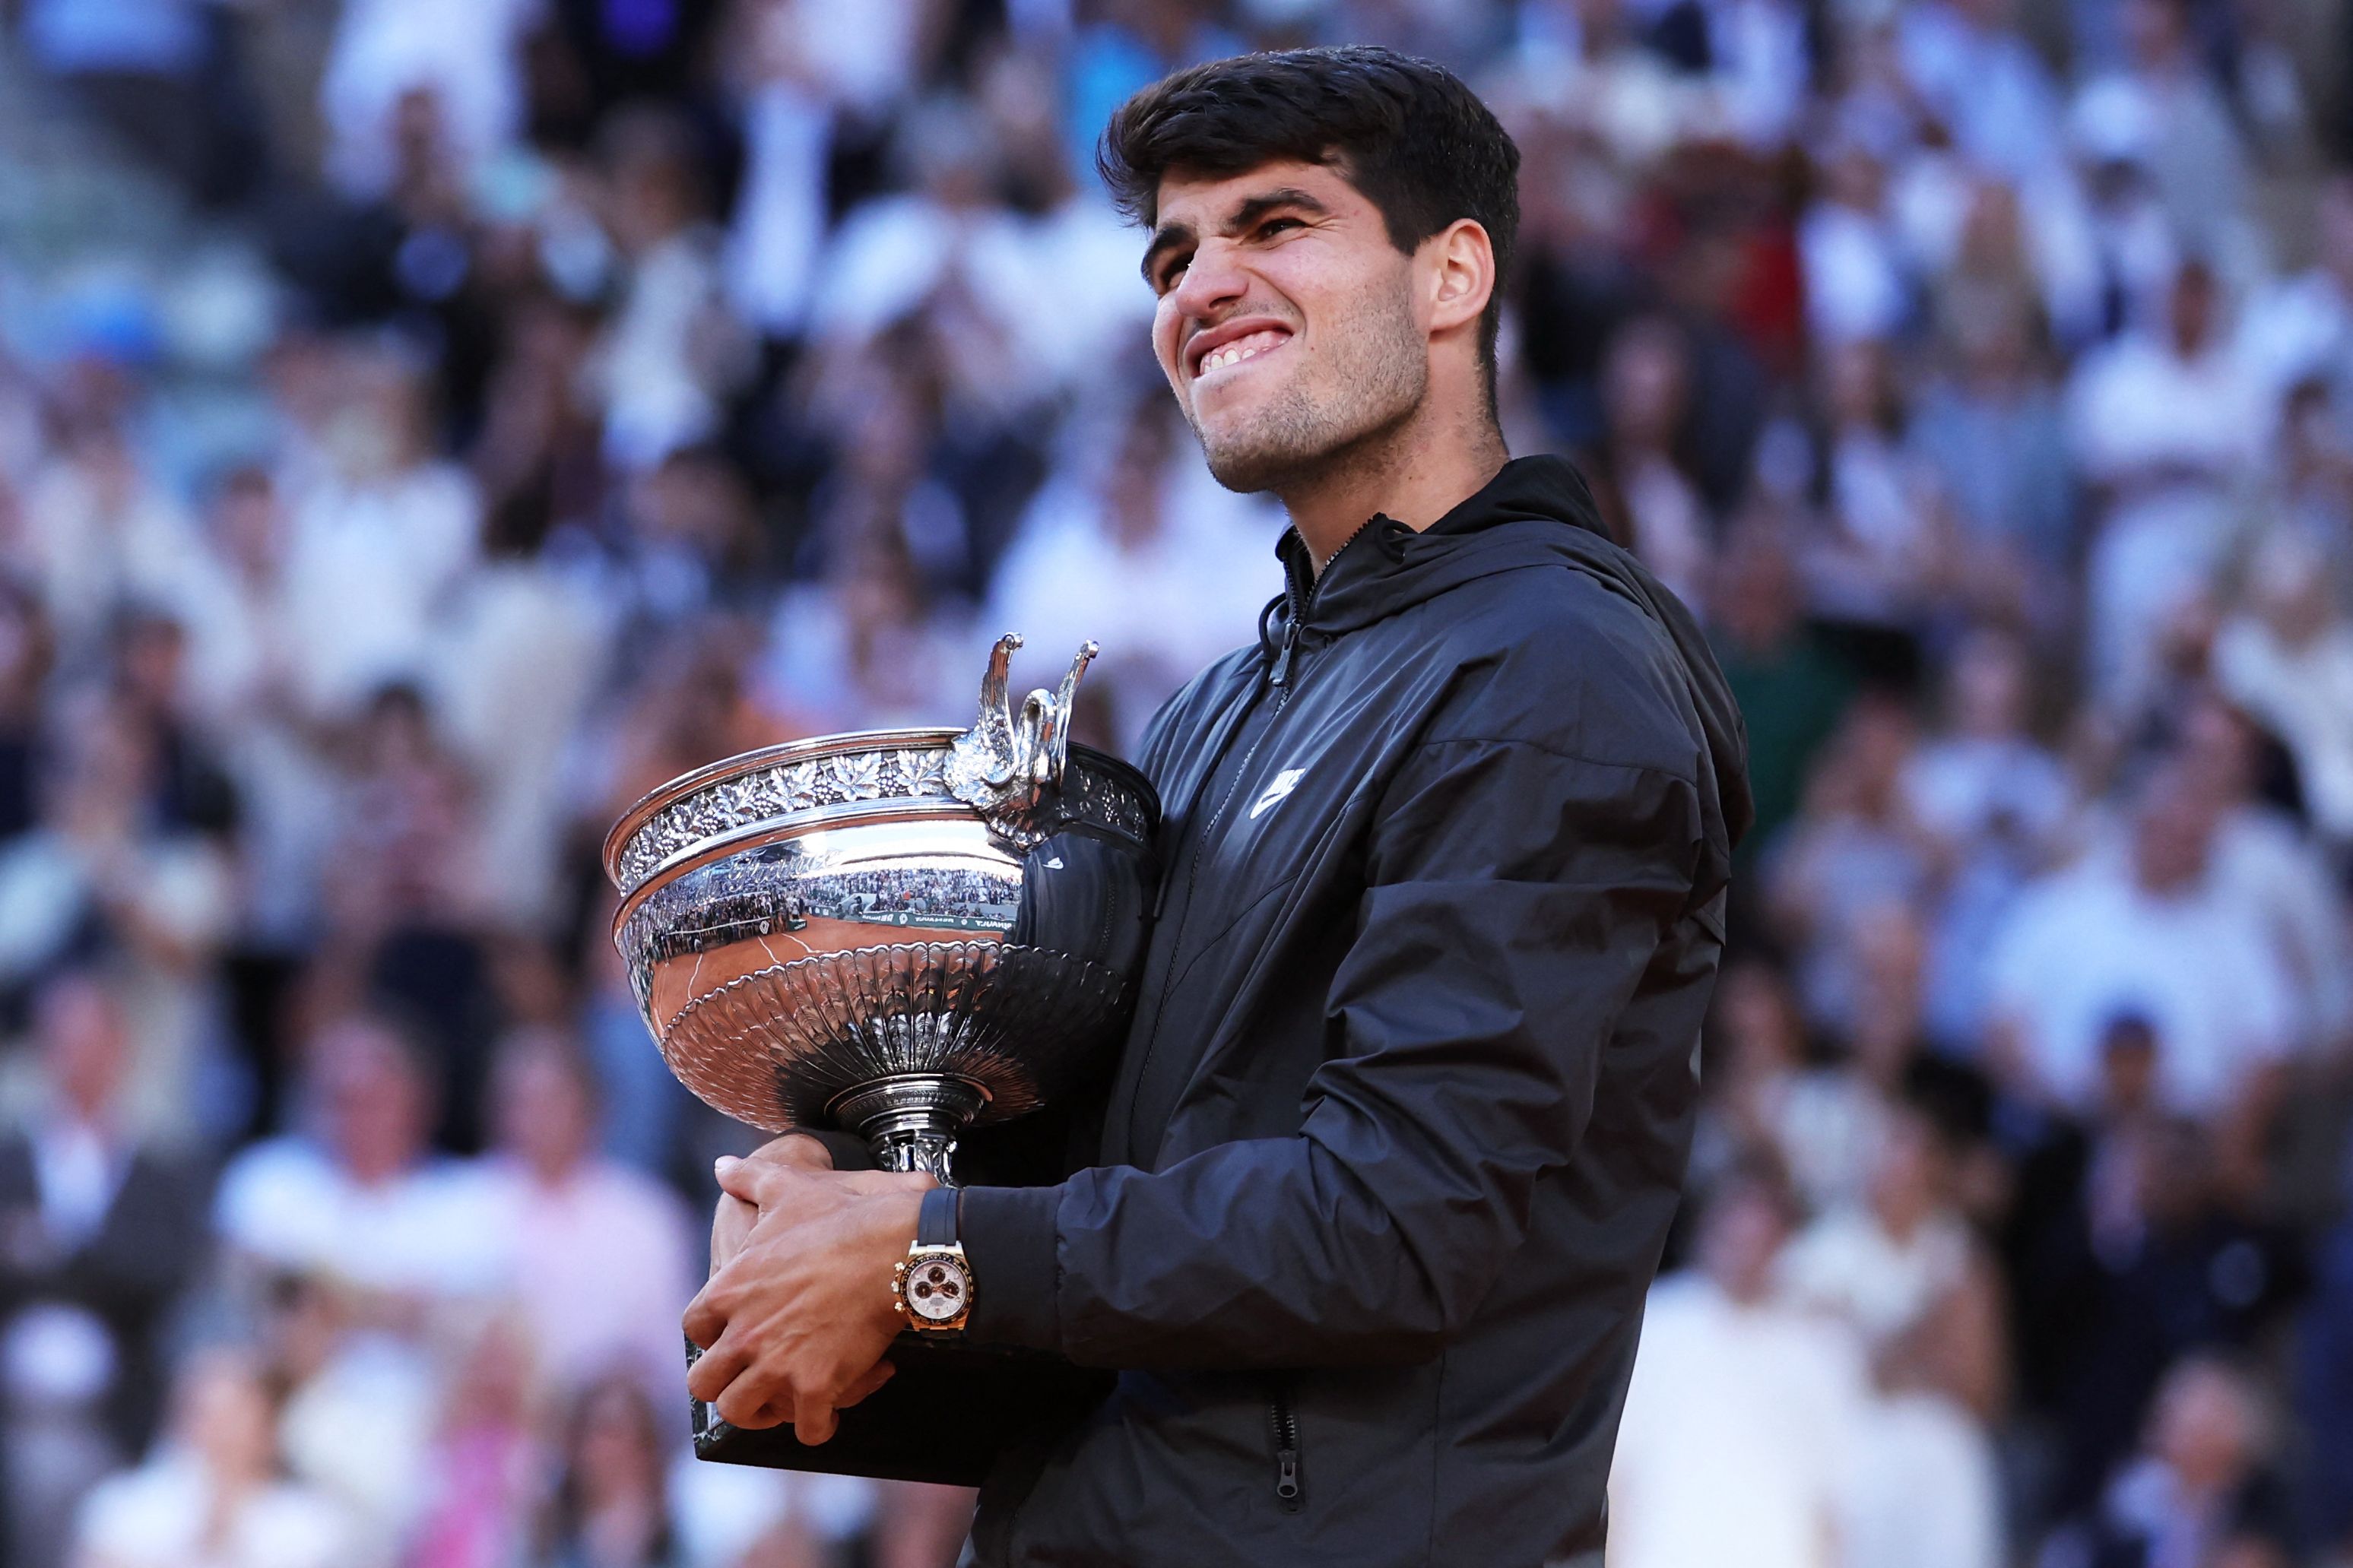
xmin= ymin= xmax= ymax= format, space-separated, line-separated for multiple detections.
xmin=831 ymin=1073 xmax=988 ymax=1184
xmin=685 ymin=1334 xmax=1114 ymax=1483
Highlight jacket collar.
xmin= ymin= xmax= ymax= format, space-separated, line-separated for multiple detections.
xmin=1260 ymin=453 xmax=1753 ymax=849
xmin=1270 ymin=455 xmax=1614 ymax=636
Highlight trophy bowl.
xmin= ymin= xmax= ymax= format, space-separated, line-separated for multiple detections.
xmin=603 ymin=635 xmax=1160 ymax=1184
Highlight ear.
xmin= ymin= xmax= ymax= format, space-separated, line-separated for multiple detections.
xmin=1423 ymin=219 xmax=1496 ymax=339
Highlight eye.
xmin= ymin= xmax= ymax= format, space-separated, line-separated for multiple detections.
xmin=1254 ymin=217 xmax=1304 ymax=240
xmin=1156 ymin=255 xmax=1191 ymax=294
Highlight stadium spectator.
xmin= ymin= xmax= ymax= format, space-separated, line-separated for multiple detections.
xmin=70 ymin=1346 xmax=357 ymax=1568
xmin=1609 ymin=1168 xmax=1869 ymax=1568
xmin=1983 ymin=760 xmax=2297 ymax=1121
xmin=212 ymin=1012 xmax=503 ymax=1308
xmin=471 ymin=1028 xmax=697 ymax=1407
xmin=536 ymin=1370 xmax=796 ymax=1568
xmin=2038 ymin=1355 xmax=2297 ymax=1568
xmin=0 ymin=972 xmax=209 ymax=1449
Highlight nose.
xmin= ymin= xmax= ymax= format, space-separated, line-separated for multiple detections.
xmin=1168 ymin=237 xmax=1248 ymax=329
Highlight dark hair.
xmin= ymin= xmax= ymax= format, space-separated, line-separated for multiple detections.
xmin=1098 ymin=46 xmax=1521 ymax=414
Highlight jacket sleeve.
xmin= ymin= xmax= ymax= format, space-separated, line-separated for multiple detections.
xmin=956 ymin=734 xmax=1707 ymax=1368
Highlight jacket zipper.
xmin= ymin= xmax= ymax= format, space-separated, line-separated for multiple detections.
xmin=1269 ymin=1388 xmax=1303 ymax=1511
xmin=1270 ymin=516 xmax=1378 ymax=687
xmin=1269 ymin=616 xmax=1302 ymax=687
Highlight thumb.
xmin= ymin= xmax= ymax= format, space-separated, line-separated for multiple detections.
xmin=714 ymin=1156 xmax=769 ymax=1205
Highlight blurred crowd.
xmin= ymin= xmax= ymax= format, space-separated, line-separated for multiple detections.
xmin=0 ymin=0 xmax=2351 ymax=1565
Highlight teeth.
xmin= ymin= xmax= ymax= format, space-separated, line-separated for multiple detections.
xmin=1206 ymin=347 xmax=1258 ymax=372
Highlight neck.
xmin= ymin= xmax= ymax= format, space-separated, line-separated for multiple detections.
xmin=1275 ymin=399 xmax=1508 ymax=573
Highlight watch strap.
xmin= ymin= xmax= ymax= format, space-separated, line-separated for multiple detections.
xmin=916 ymin=1185 xmax=960 ymax=1249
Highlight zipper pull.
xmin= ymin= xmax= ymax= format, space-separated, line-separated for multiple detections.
xmin=1270 ymin=620 xmax=1302 ymax=688
xmin=1276 ymin=1447 xmax=1300 ymax=1504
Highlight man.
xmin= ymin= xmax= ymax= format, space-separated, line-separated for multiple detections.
xmin=470 ymin=1027 xmax=696 ymax=1404
xmin=1983 ymin=757 xmax=2295 ymax=1121
xmin=683 ymin=46 xmax=1750 ymax=1566
xmin=0 ymin=969 xmax=211 ymax=1565
xmin=214 ymin=1011 xmax=506 ymax=1308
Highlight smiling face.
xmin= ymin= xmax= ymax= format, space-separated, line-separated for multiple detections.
xmin=1144 ymin=160 xmax=1431 ymax=495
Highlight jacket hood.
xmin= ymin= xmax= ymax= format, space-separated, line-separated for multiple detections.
xmin=1270 ymin=454 xmax=1754 ymax=852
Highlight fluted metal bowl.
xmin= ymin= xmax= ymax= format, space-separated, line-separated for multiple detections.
xmin=603 ymin=639 xmax=1159 ymax=1181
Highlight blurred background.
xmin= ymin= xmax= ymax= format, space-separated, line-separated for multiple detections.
xmin=0 ymin=0 xmax=2348 ymax=1564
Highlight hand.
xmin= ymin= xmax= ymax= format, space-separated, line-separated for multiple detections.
xmin=684 ymin=1158 xmax=932 ymax=1444
xmin=711 ymin=1135 xmax=835 ymax=1273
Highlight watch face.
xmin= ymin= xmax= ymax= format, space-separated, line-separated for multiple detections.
xmin=905 ymin=1256 xmax=969 ymax=1323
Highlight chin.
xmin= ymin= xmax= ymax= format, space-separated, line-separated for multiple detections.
xmin=1192 ymin=398 xmax=1337 ymax=496
xmin=1199 ymin=432 xmax=1320 ymax=496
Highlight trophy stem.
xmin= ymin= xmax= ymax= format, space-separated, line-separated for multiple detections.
xmin=831 ymin=1074 xmax=990 ymax=1186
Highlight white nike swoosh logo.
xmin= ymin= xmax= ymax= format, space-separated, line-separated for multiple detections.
xmin=1250 ymin=768 xmax=1306 ymax=820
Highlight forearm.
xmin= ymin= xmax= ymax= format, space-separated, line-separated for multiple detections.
xmin=959 ymin=1132 xmax=1481 ymax=1368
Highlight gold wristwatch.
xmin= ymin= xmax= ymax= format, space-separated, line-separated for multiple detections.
xmin=893 ymin=1185 xmax=973 ymax=1334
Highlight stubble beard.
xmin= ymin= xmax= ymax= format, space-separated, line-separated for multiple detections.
xmin=1186 ymin=278 xmax=1429 ymax=496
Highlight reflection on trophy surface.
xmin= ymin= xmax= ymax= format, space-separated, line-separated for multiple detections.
xmin=602 ymin=635 xmax=1160 ymax=1184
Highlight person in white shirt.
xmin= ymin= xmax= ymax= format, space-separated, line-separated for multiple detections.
xmin=2066 ymin=258 xmax=2264 ymax=716
xmin=2176 ymin=692 xmax=2353 ymax=1050
xmin=2214 ymin=527 xmax=2353 ymax=850
xmin=1984 ymin=759 xmax=2298 ymax=1120
xmin=1778 ymin=1100 xmax=2009 ymax=1568
xmin=1903 ymin=626 xmax=2079 ymax=1048
xmin=14 ymin=420 xmax=226 ymax=672
xmin=72 ymin=1346 xmax=357 ymax=1568
xmin=213 ymin=1014 xmax=506 ymax=1311
xmin=1780 ymin=1104 xmax=1984 ymax=1371
xmin=1903 ymin=627 xmax=2074 ymax=863
xmin=275 ymin=347 xmax=483 ymax=724
xmin=469 ymin=1028 xmax=698 ymax=1411
xmin=0 ymin=702 xmax=235 ymax=1148
xmin=1609 ymin=1169 xmax=1870 ymax=1568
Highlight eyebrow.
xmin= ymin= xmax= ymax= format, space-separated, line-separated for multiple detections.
xmin=1139 ymin=186 xmax=1333 ymax=285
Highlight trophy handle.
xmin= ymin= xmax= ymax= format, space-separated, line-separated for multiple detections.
xmin=944 ymin=635 xmax=1100 ymax=850
xmin=1028 ymin=641 xmax=1096 ymax=795
xmin=829 ymin=1075 xmax=991 ymax=1186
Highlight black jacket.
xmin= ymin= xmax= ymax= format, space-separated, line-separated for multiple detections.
xmin=950 ymin=455 xmax=1752 ymax=1567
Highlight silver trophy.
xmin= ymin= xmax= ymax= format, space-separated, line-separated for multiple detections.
xmin=603 ymin=635 xmax=1159 ymax=1185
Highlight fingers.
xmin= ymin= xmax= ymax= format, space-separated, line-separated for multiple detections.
xmin=715 ymin=1370 xmax=791 ymax=1430
xmin=684 ymin=1328 xmax=747 ymax=1402
xmin=683 ymin=1284 xmax=730 ymax=1356
xmin=714 ymin=1157 xmax=772 ymax=1205
xmin=713 ymin=1134 xmax=832 ymax=1195
xmin=711 ymin=1193 xmax=757 ymax=1274
xmin=715 ymin=1159 xmax=933 ymax=1211
xmin=838 ymin=1357 xmax=896 ymax=1407
xmin=793 ymin=1401 xmax=841 ymax=1446
xmin=702 ymin=1348 xmax=891 ymax=1443
xmin=754 ymin=1132 xmax=836 ymax=1170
